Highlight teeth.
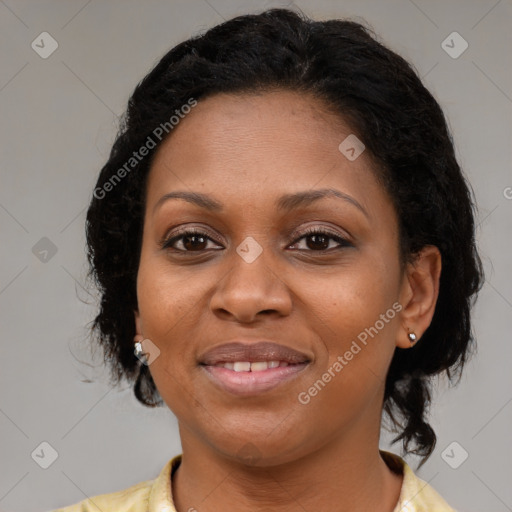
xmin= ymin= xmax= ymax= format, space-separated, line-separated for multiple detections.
xmin=250 ymin=362 xmax=269 ymax=372
xmin=220 ymin=360 xmax=284 ymax=371
xmin=233 ymin=362 xmax=251 ymax=372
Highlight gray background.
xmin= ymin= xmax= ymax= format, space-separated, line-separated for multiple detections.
xmin=0 ymin=1 xmax=511 ymax=511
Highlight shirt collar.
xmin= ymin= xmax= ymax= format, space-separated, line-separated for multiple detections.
xmin=148 ymin=454 xmax=181 ymax=512
xmin=147 ymin=451 xmax=451 ymax=512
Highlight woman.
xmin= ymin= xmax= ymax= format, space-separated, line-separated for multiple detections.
xmin=54 ymin=8 xmax=482 ymax=512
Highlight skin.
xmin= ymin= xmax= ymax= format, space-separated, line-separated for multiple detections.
xmin=134 ymin=90 xmax=441 ymax=512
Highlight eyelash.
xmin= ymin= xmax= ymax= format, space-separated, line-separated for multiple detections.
xmin=160 ymin=226 xmax=353 ymax=254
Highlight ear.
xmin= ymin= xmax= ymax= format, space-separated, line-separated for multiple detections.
xmin=396 ymin=245 xmax=442 ymax=349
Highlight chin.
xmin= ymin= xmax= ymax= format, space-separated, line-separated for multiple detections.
xmin=205 ymin=422 xmax=315 ymax=468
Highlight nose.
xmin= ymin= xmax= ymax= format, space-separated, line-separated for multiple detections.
xmin=209 ymin=243 xmax=293 ymax=324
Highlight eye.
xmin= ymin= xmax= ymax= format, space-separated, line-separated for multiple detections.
xmin=288 ymin=227 xmax=353 ymax=252
xmin=161 ymin=226 xmax=353 ymax=254
xmin=161 ymin=229 xmax=223 ymax=252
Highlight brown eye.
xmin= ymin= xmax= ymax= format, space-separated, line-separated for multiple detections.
xmin=289 ymin=228 xmax=353 ymax=252
xmin=162 ymin=230 xmax=222 ymax=252
xmin=304 ymin=233 xmax=330 ymax=250
xmin=181 ymin=233 xmax=208 ymax=251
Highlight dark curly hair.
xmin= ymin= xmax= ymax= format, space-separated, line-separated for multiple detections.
xmin=85 ymin=8 xmax=483 ymax=465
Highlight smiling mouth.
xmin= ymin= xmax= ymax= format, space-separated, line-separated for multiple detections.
xmin=209 ymin=360 xmax=298 ymax=371
xmin=200 ymin=359 xmax=310 ymax=396
xmin=198 ymin=341 xmax=311 ymax=396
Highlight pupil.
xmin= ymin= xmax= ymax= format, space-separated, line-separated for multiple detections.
xmin=184 ymin=234 xmax=206 ymax=250
xmin=308 ymin=234 xmax=328 ymax=250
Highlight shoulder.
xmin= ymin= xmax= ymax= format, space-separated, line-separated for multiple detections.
xmin=50 ymin=455 xmax=181 ymax=512
xmin=381 ymin=451 xmax=458 ymax=512
xmin=50 ymin=478 xmax=153 ymax=512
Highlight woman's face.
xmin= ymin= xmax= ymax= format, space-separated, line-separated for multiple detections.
xmin=135 ymin=90 xmax=413 ymax=465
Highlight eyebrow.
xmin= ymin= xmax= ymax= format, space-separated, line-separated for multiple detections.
xmin=152 ymin=188 xmax=368 ymax=218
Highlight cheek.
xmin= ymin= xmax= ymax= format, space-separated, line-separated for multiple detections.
xmin=135 ymin=255 xmax=203 ymax=385
xmin=304 ymin=259 xmax=400 ymax=379
xmin=307 ymin=258 xmax=399 ymax=331
xmin=136 ymin=262 xmax=201 ymax=417
xmin=137 ymin=252 xmax=201 ymax=337
xmin=296 ymin=279 xmax=398 ymax=426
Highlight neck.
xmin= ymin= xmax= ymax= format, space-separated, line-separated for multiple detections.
xmin=172 ymin=418 xmax=402 ymax=512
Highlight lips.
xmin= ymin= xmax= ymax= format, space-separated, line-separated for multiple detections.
xmin=199 ymin=341 xmax=310 ymax=366
xmin=199 ymin=341 xmax=311 ymax=397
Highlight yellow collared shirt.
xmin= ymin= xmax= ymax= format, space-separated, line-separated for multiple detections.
xmin=51 ymin=451 xmax=456 ymax=512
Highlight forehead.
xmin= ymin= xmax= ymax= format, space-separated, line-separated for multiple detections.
xmin=146 ymin=90 xmax=388 ymax=217
xmin=153 ymin=90 xmax=352 ymax=160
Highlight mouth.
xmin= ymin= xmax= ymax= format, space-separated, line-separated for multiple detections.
xmin=198 ymin=341 xmax=311 ymax=397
